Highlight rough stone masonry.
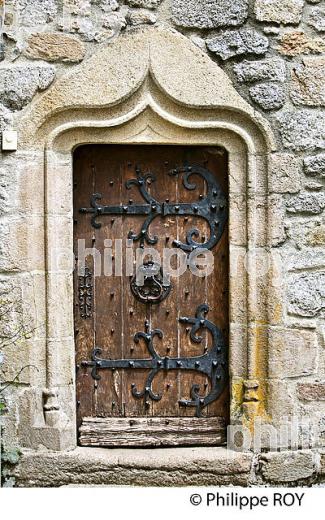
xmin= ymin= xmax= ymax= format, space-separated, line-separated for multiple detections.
xmin=0 ymin=0 xmax=325 ymax=487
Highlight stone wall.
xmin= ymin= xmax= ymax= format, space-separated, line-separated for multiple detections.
xmin=0 ymin=0 xmax=325 ymax=487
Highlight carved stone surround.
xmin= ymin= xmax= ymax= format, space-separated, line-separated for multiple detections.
xmin=15 ymin=26 xmax=279 ymax=451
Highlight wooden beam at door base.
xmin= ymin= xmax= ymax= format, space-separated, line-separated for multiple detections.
xmin=79 ymin=416 xmax=226 ymax=447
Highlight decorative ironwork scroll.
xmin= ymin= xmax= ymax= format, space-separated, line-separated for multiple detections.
xmin=81 ymin=304 xmax=227 ymax=417
xmin=78 ymin=267 xmax=93 ymax=319
xmin=79 ymin=165 xmax=227 ymax=252
xmin=130 ymin=261 xmax=171 ymax=304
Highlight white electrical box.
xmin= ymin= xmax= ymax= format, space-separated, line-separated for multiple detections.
xmin=2 ymin=131 xmax=18 ymax=151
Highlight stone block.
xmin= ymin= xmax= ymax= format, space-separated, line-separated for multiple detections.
xmin=278 ymin=31 xmax=325 ymax=57
xmin=286 ymin=249 xmax=325 ymax=271
xmin=25 ymin=33 xmax=86 ymax=63
xmin=0 ymin=64 xmax=55 ymax=110
xmin=207 ymin=29 xmax=269 ymax=60
xmin=291 ymin=57 xmax=325 ymax=107
xmin=304 ymin=154 xmax=325 ymax=177
xmin=286 ymin=192 xmax=325 ymax=214
xmin=267 ymin=379 xmax=297 ymax=420
xmin=0 ymin=216 xmax=45 ymax=272
xmin=308 ymin=6 xmax=325 ymax=32
xmin=126 ymin=0 xmax=162 ymax=7
xmin=259 ymin=450 xmax=316 ymax=483
xmin=297 ymin=383 xmax=325 ymax=401
xmin=269 ymin=328 xmax=317 ymax=378
xmin=249 ymin=82 xmax=285 ymax=110
xmin=269 ymin=153 xmax=301 ymax=193
xmin=172 ymin=0 xmax=248 ymax=29
xmin=13 ymin=447 xmax=254 ymax=487
xmin=268 ymin=194 xmax=286 ymax=246
xmin=306 ymin=224 xmax=325 ymax=246
xmin=126 ymin=10 xmax=157 ymax=25
xmin=234 ymin=58 xmax=286 ymax=83
xmin=278 ymin=110 xmax=325 ymax=151
xmin=287 ymin=272 xmax=325 ymax=317
xmin=16 ymin=0 xmax=57 ymax=26
xmin=255 ymin=0 xmax=304 ymax=25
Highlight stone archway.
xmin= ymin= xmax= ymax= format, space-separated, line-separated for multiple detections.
xmin=17 ymin=26 xmax=279 ymax=453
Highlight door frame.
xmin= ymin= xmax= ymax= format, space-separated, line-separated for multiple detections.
xmin=41 ymin=104 xmax=273 ymax=449
xmin=17 ymin=27 xmax=278 ymax=452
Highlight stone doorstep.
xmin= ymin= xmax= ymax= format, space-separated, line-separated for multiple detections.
xmin=13 ymin=447 xmax=254 ymax=487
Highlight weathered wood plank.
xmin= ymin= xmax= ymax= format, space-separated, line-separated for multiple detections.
xmin=79 ymin=417 xmax=226 ymax=447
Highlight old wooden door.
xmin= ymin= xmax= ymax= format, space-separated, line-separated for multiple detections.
xmin=74 ymin=145 xmax=229 ymax=447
